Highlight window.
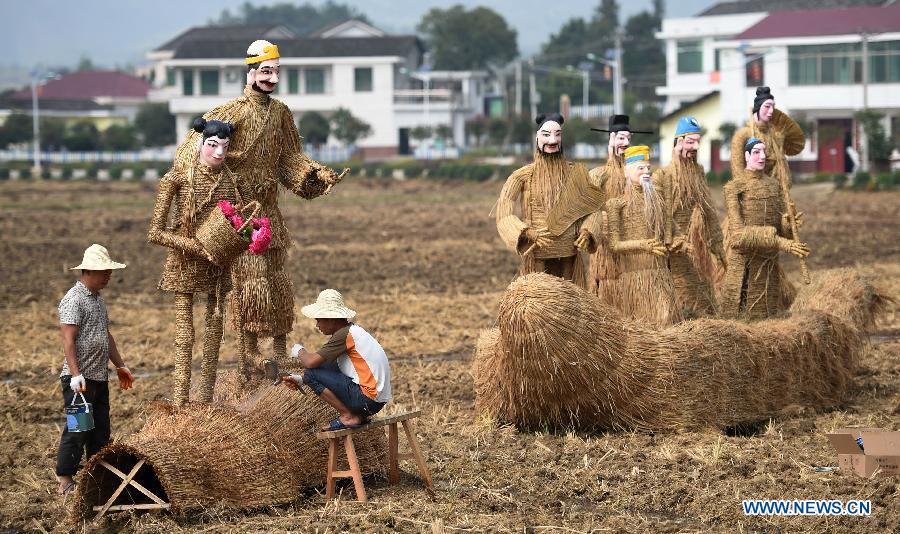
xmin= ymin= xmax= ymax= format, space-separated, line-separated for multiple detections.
xmin=787 ymin=43 xmax=879 ymax=85
xmin=677 ymin=40 xmax=702 ymax=73
xmin=182 ymin=69 xmax=194 ymax=96
xmin=287 ymin=68 xmax=299 ymax=94
xmin=199 ymin=70 xmax=219 ymax=95
xmin=714 ymin=49 xmax=721 ymax=72
xmin=745 ymin=55 xmax=765 ymax=86
xmin=306 ymin=67 xmax=325 ymax=94
xmin=869 ymin=40 xmax=900 ymax=83
xmin=354 ymin=67 xmax=373 ymax=91
xmin=166 ymin=67 xmax=176 ymax=86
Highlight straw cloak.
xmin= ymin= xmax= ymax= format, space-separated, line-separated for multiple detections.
xmin=495 ymin=152 xmax=604 ymax=288
xmin=585 ymin=155 xmax=626 ymax=296
xmin=173 ymin=86 xmax=337 ymax=338
xmin=730 ymin=109 xmax=805 ymax=189
xmin=654 ymin=155 xmax=724 ymax=317
xmin=719 ymin=167 xmax=795 ymax=320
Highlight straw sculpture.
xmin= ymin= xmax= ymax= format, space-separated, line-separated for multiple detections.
xmin=600 ymin=177 xmax=682 ymax=327
xmin=730 ymin=108 xmax=805 ymax=188
xmin=173 ymin=86 xmax=343 ymax=374
xmin=495 ymin=150 xmax=600 ymax=288
xmin=654 ymin=151 xmax=724 ymax=318
xmin=587 ymin=155 xmax=626 ymax=296
xmin=473 ymin=269 xmax=885 ymax=432
xmin=70 ymin=374 xmax=387 ymax=520
xmin=148 ymin=162 xmax=240 ymax=405
xmin=719 ymin=167 xmax=800 ymax=321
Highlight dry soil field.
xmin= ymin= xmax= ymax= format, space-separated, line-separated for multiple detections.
xmin=0 ymin=177 xmax=898 ymax=533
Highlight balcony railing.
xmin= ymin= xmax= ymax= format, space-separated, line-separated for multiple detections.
xmin=393 ymin=89 xmax=461 ymax=106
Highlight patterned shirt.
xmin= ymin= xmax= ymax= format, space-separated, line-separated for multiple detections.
xmin=58 ymin=281 xmax=111 ymax=381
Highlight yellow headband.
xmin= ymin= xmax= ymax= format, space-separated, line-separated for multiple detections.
xmin=623 ymin=145 xmax=650 ymax=164
xmin=245 ymin=44 xmax=280 ymax=65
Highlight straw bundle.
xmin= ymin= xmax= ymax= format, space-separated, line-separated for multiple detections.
xmin=196 ymin=201 xmax=260 ymax=267
xmin=71 ymin=375 xmax=387 ymax=520
xmin=473 ymin=269 xmax=885 ymax=432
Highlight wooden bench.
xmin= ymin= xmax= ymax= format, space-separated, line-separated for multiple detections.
xmin=315 ymin=410 xmax=434 ymax=502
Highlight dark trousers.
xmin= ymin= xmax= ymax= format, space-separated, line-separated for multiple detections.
xmin=303 ymin=361 xmax=385 ymax=418
xmin=56 ymin=377 xmax=111 ymax=477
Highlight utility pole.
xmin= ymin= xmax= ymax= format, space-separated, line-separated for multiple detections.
xmin=582 ymin=68 xmax=589 ymax=119
xmin=30 ymin=72 xmax=42 ymax=177
xmin=515 ymin=60 xmax=523 ymax=116
xmin=860 ymin=31 xmax=870 ymax=172
xmin=613 ymin=31 xmax=624 ymax=114
xmin=528 ymin=59 xmax=538 ymax=118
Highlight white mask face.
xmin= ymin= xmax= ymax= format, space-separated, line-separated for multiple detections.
xmin=536 ymin=121 xmax=562 ymax=154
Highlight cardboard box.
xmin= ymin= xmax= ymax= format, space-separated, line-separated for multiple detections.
xmin=826 ymin=427 xmax=900 ymax=478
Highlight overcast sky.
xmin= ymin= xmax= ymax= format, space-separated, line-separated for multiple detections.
xmin=0 ymin=0 xmax=716 ymax=75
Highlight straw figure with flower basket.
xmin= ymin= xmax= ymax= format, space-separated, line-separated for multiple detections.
xmin=653 ymin=117 xmax=725 ymax=318
xmin=495 ymin=113 xmax=605 ymax=288
xmin=172 ymin=39 xmax=348 ymax=380
xmin=149 ymin=118 xmax=269 ymax=405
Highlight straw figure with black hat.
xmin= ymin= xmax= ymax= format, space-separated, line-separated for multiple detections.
xmin=653 ymin=116 xmax=724 ymax=318
xmin=495 ymin=113 xmax=605 ymax=288
xmin=585 ymin=114 xmax=654 ymax=296
xmin=719 ymin=137 xmax=810 ymax=321
xmin=601 ymin=146 xmax=682 ymax=326
xmin=149 ymin=119 xmax=242 ymax=406
xmin=171 ymin=39 xmax=348 ymax=381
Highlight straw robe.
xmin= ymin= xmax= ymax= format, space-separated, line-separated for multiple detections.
xmin=173 ymin=86 xmax=339 ymax=371
xmin=495 ymin=152 xmax=602 ymax=288
xmin=603 ymin=180 xmax=682 ymax=327
xmin=719 ymin=168 xmax=794 ymax=321
xmin=586 ymin=156 xmax=627 ymax=296
xmin=654 ymin=156 xmax=724 ymax=317
xmin=148 ymin=162 xmax=238 ymax=404
xmin=730 ymin=109 xmax=805 ymax=189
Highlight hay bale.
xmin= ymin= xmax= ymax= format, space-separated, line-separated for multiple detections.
xmin=474 ymin=269 xmax=885 ymax=432
xmin=71 ymin=373 xmax=387 ymax=520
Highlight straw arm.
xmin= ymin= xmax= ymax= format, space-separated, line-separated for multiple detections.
xmin=279 ymin=107 xmax=340 ymax=199
xmin=147 ymin=173 xmax=206 ymax=257
xmin=730 ymin=128 xmax=751 ymax=178
xmin=606 ymin=199 xmax=651 ymax=254
xmin=496 ymin=167 xmax=531 ymax=251
xmin=579 ymin=210 xmax=607 ymax=254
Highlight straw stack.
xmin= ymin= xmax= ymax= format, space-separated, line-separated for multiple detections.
xmin=474 ymin=269 xmax=885 ymax=432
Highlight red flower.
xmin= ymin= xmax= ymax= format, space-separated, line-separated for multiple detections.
xmin=249 ymin=225 xmax=272 ymax=255
xmin=229 ymin=215 xmax=244 ymax=230
xmin=252 ymin=217 xmax=271 ymax=230
xmin=217 ymin=200 xmax=236 ymax=217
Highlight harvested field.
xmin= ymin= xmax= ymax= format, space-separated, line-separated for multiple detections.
xmin=0 ymin=177 xmax=898 ymax=533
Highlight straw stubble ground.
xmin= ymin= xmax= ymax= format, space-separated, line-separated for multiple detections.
xmin=0 ymin=178 xmax=898 ymax=532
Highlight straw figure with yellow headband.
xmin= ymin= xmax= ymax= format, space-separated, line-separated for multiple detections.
xmin=495 ymin=113 xmax=605 ymax=288
xmin=149 ymin=119 xmax=240 ymax=405
xmin=719 ymin=137 xmax=810 ymax=321
xmin=599 ymin=145 xmax=682 ymax=326
xmin=653 ymin=117 xmax=725 ymax=318
xmin=171 ymin=40 xmax=348 ymax=380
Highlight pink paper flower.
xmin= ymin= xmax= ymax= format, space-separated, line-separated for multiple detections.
xmin=229 ymin=215 xmax=244 ymax=230
xmin=217 ymin=200 xmax=236 ymax=217
xmin=252 ymin=217 xmax=271 ymax=230
xmin=249 ymin=225 xmax=272 ymax=255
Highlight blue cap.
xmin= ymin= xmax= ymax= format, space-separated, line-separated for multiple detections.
xmin=675 ymin=116 xmax=702 ymax=138
xmin=744 ymin=136 xmax=764 ymax=152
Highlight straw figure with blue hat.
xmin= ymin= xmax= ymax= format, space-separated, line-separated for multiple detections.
xmin=719 ymin=137 xmax=810 ymax=320
xmin=171 ymin=38 xmax=349 ymax=383
xmin=495 ymin=113 xmax=606 ymax=288
xmin=600 ymin=146 xmax=682 ymax=326
xmin=652 ymin=116 xmax=725 ymax=318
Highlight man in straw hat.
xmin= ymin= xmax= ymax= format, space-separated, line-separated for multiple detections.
xmin=283 ymin=290 xmax=392 ymax=431
xmin=56 ymin=244 xmax=135 ymax=495
xmin=172 ymin=39 xmax=348 ymax=379
xmin=602 ymin=146 xmax=682 ymax=327
xmin=653 ymin=116 xmax=725 ymax=318
xmin=495 ymin=112 xmax=605 ymax=288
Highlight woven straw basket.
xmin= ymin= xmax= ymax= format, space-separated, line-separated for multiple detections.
xmin=196 ymin=201 xmax=261 ymax=267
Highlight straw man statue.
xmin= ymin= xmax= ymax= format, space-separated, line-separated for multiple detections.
xmin=653 ymin=116 xmax=724 ymax=318
xmin=173 ymin=39 xmax=347 ymax=379
xmin=495 ymin=113 xmax=604 ymax=288
xmin=720 ymin=138 xmax=810 ymax=321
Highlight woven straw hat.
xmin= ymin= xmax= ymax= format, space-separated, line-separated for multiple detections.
xmin=301 ymin=289 xmax=356 ymax=320
xmin=70 ymin=244 xmax=126 ymax=271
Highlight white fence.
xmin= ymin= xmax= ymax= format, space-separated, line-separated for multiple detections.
xmin=0 ymin=145 xmax=355 ymax=164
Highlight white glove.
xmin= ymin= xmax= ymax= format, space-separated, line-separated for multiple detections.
xmin=70 ymin=374 xmax=86 ymax=393
xmin=290 ymin=344 xmax=304 ymax=358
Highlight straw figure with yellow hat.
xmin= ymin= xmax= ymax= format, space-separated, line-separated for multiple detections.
xmin=495 ymin=113 xmax=605 ymax=288
xmin=584 ymin=114 xmax=653 ymax=296
xmin=653 ymin=116 xmax=724 ymax=318
xmin=149 ymin=119 xmax=242 ymax=405
xmin=172 ymin=39 xmax=348 ymax=380
xmin=55 ymin=244 xmax=135 ymax=495
xmin=600 ymin=145 xmax=682 ymax=326
xmin=719 ymin=138 xmax=810 ymax=320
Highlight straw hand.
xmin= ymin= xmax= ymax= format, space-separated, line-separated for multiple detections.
xmin=116 ymin=366 xmax=135 ymax=390
xmin=525 ymin=226 xmax=553 ymax=249
xmin=69 ymin=374 xmax=86 ymax=393
xmin=574 ymin=229 xmax=592 ymax=251
xmin=646 ymin=239 xmax=667 ymax=257
xmin=669 ymin=236 xmax=687 ymax=253
xmin=778 ymin=237 xmax=810 ymax=258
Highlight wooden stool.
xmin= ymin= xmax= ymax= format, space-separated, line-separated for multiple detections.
xmin=316 ymin=410 xmax=434 ymax=502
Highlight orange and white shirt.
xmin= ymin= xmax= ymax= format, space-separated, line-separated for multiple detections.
xmin=317 ymin=324 xmax=392 ymax=403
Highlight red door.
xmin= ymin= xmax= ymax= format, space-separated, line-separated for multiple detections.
xmin=816 ymin=119 xmax=851 ymax=173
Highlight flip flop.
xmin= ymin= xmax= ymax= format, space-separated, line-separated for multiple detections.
xmin=322 ymin=418 xmax=362 ymax=432
xmin=57 ymin=480 xmax=76 ymax=496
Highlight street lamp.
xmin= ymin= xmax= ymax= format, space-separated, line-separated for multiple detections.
xmin=29 ymin=70 xmax=57 ymax=176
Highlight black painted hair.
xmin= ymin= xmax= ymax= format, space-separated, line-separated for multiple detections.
xmin=753 ymin=86 xmax=774 ymax=115
xmin=192 ymin=118 xmax=234 ymax=141
xmin=535 ymin=112 xmax=565 ymax=127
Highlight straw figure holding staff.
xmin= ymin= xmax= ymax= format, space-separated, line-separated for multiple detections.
xmin=149 ymin=119 xmax=240 ymax=405
xmin=653 ymin=117 xmax=725 ymax=318
xmin=495 ymin=113 xmax=605 ymax=288
xmin=720 ymin=138 xmax=810 ymax=321
xmin=602 ymin=146 xmax=682 ymax=326
xmin=172 ymin=39 xmax=347 ymax=380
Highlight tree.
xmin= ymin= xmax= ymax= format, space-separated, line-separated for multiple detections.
xmin=76 ymin=56 xmax=96 ymax=72
xmin=64 ymin=122 xmax=101 ymax=151
xmin=621 ymin=9 xmax=665 ymax=101
xmin=103 ymin=124 xmax=138 ymax=151
xmin=40 ymin=117 xmax=67 ymax=150
xmin=508 ymin=114 xmax=534 ymax=145
xmin=855 ymin=110 xmax=892 ymax=167
xmin=330 ymin=108 xmax=371 ymax=146
xmin=417 ymin=6 xmax=518 ymax=70
xmin=434 ymin=124 xmax=453 ymax=143
xmin=298 ymin=111 xmax=330 ymax=146
xmin=135 ymin=103 xmax=176 ymax=147
xmin=0 ymin=113 xmax=33 ymax=147
xmin=212 ymin=1 xmax=368 ymax=35
xmin=486 ymin=117 xmax=508 ymax=147
xmin=466 ymin=116 xmax=486 ymax=147
xmin=410 ymin=125 xmax=433 ymax=144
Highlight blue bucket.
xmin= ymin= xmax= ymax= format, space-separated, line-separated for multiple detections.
xmin=65 ymin=392 xmax=94 ymax=433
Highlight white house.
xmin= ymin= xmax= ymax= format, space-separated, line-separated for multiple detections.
xmin=146 ymin=20 xmax=488 ymax=158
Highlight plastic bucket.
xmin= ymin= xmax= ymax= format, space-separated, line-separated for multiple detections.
xmin=65 ymin=392 xmax=94 ymax=432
